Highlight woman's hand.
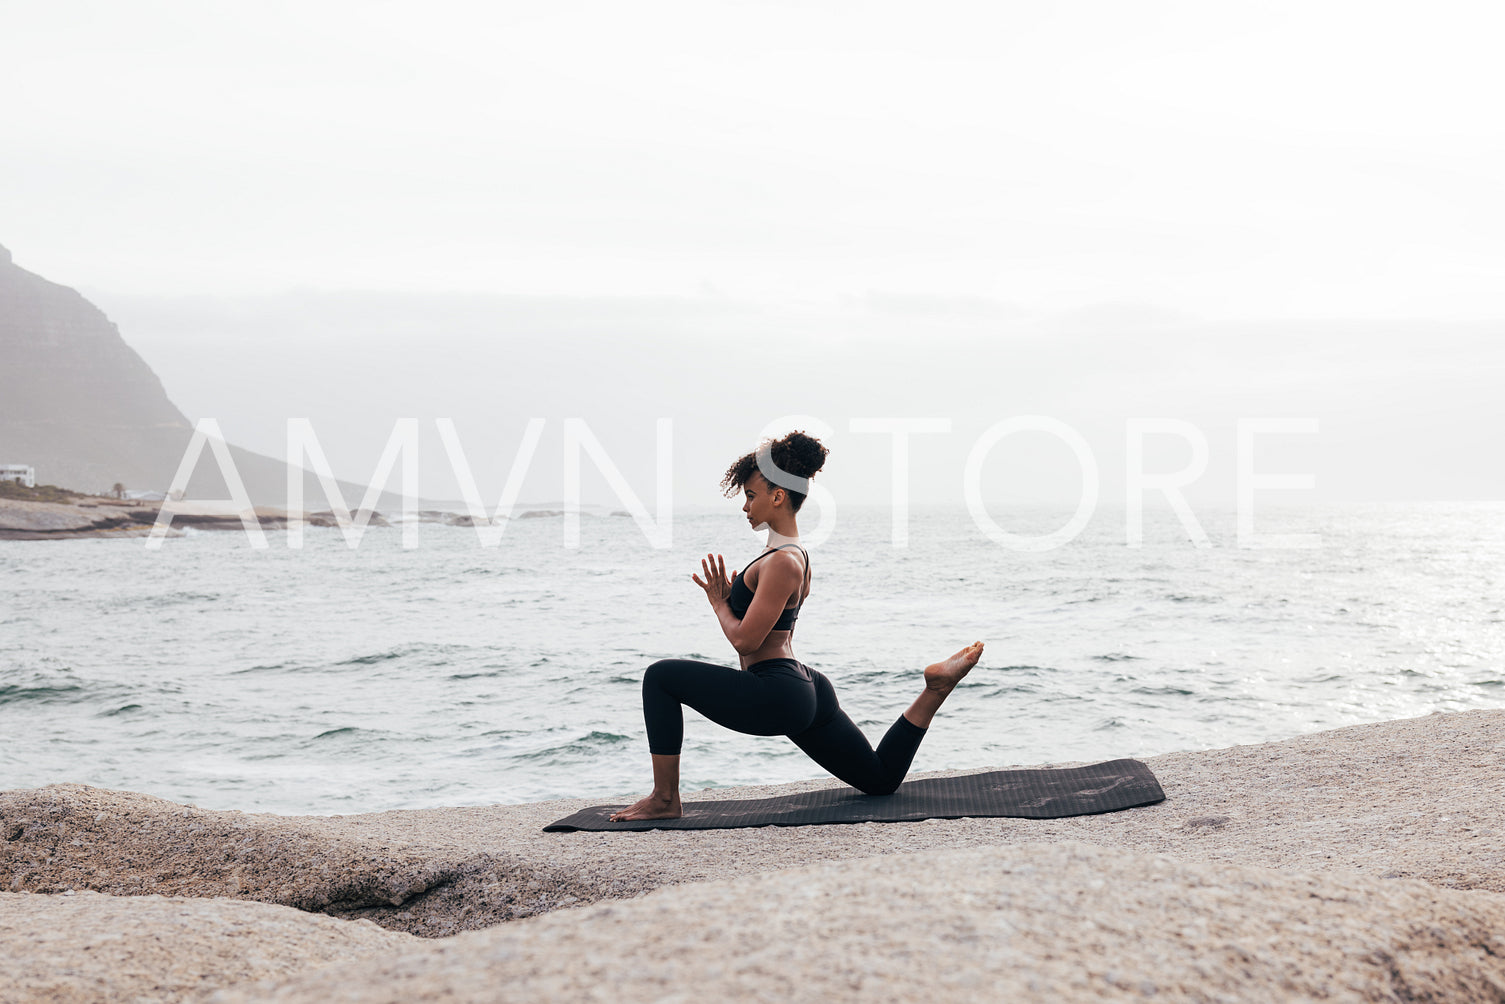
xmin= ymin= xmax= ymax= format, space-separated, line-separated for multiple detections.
xmin=692 ymin=553 xmax=734 ymax=608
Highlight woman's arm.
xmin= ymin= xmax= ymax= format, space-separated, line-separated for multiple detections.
xmin=693 ymin=552 xmax=803 ymax=655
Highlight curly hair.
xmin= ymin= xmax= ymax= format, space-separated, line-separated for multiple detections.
xmin=720 ymin=430 xmax=829 ymax=512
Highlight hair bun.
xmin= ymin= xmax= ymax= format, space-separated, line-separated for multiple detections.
xmin=769 ymin=430 xmax=828 ymax=480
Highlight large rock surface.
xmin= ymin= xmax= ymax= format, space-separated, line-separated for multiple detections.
xmin=213 ymin=842 xmax=1505 ymax=1004
xmin=3 ymin=709 xmax=1504 ymax=1003
xmin=0 ymin=785 xmax=633 ymax=937
xmin=3 ymin=709 xmax=1502 ymax=939
xmin=0 ymin=889 xmax=412 ymax=1003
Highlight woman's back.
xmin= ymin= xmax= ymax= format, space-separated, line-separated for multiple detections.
xmin=727 ymin=544 xmax=810 ymax=631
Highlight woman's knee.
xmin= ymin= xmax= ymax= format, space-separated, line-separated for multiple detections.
xmin=641 ymin=659 xmax=671 ymax=692
xmin=643 ymin=658 xmax=690 ymax=698
xmin=644 ymin=659 xmax=676 ymax=684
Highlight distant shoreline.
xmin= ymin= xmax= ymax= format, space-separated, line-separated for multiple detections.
xmin=0 ymin=491 xmax=611 ymax=540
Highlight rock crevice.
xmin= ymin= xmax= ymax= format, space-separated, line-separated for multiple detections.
xmin=0 ymin=785 xmax=630 ymax=936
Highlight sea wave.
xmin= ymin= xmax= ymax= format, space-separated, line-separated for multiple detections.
xmin=3 ymin=503 xmax=1502 ymax=813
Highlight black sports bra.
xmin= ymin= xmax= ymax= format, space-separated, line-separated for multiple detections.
xmin=727 ymin=544 xmax=810 ymax=632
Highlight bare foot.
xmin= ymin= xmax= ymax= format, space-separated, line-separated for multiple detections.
xmin=924 ymin=641 xmax=984 ymax=695
xmin=608 ymin=790 xmax=682 ymax=822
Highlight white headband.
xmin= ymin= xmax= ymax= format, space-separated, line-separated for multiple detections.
xmin=755 ymin=443 xmax=810 ymax=495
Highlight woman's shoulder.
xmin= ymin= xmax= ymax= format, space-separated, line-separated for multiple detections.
xmin=765 ymin=542 xmax=808 ymax=557
xmin=761 ymin=545 xmax=809 ymax=573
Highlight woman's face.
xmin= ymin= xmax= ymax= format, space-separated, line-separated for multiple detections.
xmin=741 ymin=473 xmax=781 ymax=530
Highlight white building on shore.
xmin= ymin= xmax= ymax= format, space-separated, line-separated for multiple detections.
xmin=1 ymin=464 xmax=36 ymax=488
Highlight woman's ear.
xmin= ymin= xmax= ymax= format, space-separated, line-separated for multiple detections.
xmin=772 ymin=487 xmax=786 ymax=507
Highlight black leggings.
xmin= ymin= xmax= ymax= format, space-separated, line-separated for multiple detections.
xmin=640 ymin=657 xmax=927 ymax=796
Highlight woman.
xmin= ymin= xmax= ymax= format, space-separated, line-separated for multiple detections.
xmin=610 ymin=430 xmax=984 ymax=822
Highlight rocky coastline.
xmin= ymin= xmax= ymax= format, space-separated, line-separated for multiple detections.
xmin=0 ymin=493 xmax=506 ymax=541
xmin=0 ymin=490 xmax=617 ymax=540
xmin=2 ymin=708 xmax=1503 ymax=1001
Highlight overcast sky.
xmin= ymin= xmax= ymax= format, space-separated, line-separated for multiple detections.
xmin=4 ymin=1 xmax=1503 ymax=514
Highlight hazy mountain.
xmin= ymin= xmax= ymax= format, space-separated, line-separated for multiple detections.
xmin=0 ymin=243 xmax=377 ymax=507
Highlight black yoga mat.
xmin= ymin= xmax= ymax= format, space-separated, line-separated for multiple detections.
xmin=543 ymin=758 xmax=1164 ymax=832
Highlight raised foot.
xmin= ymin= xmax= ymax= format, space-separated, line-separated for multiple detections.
xmin=924 ymin=640 xmax=985 ymax=694
xmin=608 ymin=791 xmax=682 ymax=822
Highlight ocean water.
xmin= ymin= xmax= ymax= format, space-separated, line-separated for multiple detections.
xmin=2 ymin=503 xmax=1502 ymax=815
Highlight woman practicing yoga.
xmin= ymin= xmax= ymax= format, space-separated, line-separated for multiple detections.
xmin=610 ymin=430 xmax=985 ymax=822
